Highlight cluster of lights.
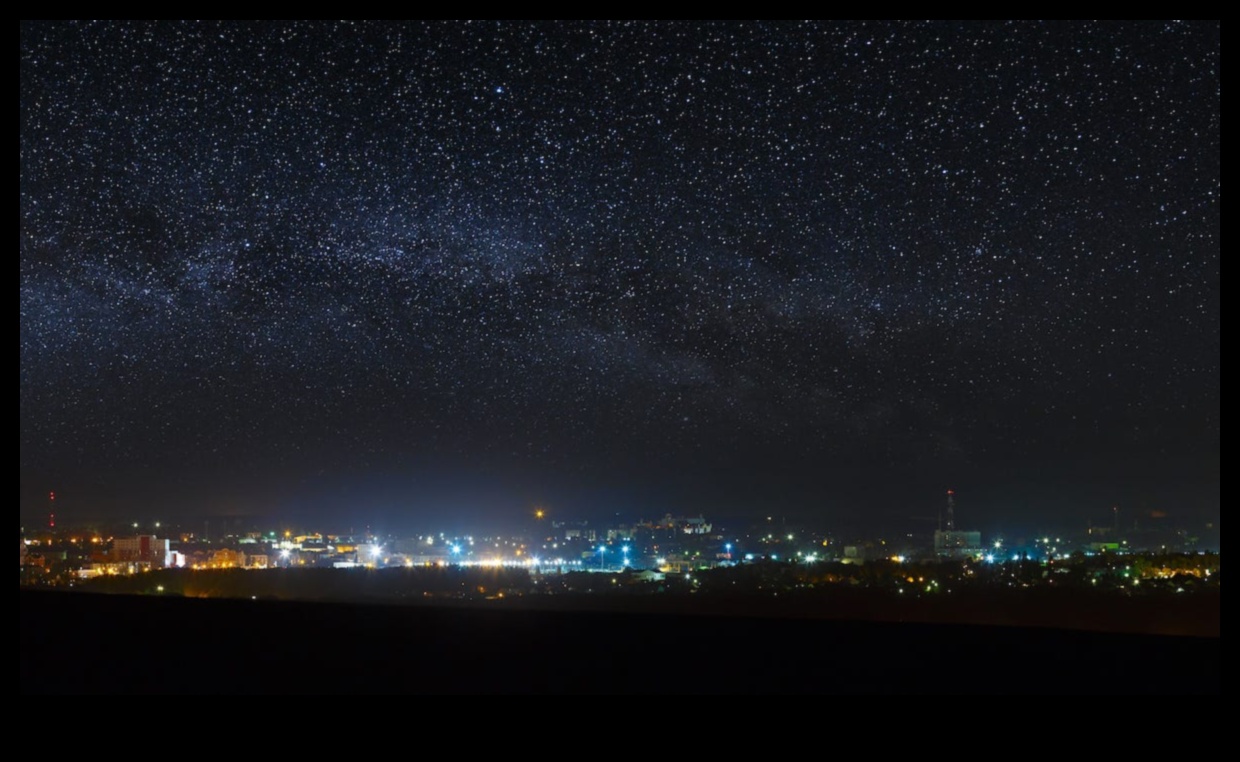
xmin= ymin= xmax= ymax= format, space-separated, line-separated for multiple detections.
xmin=455 ymin=557 xmax=582 ymax=569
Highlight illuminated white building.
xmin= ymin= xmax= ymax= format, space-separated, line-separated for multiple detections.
xmin=113 ymin=535 xmax=172 ymax=567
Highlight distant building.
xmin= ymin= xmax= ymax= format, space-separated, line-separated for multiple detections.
xmin=644 ymin=513 xmax=713 ymax=535
xmin=932 ymin=490 xmax=983 ymax=559
xmin=933 ymin=530 xmax=983 ymax=560
xmin=206 ymin=548 xmax=246 ymax=568
xmin=682 ymin=516 xmax=712 ymax=535
xmin=76 ymin=561 xmax=133 ymax=579
xmin=113 ymin=535 xmax=172 ymax=568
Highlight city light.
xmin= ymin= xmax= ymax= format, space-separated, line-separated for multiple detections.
xmin=23 ymin=506 xmax=1221 ymax=624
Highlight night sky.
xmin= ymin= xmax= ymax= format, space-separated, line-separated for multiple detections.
xmin=19 ymin=21 xmax=1219 ymax=531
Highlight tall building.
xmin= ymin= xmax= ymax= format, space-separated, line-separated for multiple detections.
xmin=112 ymin=535 xmax=172 ymax=568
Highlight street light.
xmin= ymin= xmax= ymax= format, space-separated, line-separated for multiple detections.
xmin=597 ymin=545 xmax=607 ymax=570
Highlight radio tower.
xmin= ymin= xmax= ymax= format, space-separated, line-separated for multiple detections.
xmin=48 ymin=491 xmax=56 ymax=531
xmin=945 ymin=489 xmax=956 ymax=532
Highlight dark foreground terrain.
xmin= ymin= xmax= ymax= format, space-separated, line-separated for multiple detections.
xmin=20 ymin=590 xmax=1219 ymax=693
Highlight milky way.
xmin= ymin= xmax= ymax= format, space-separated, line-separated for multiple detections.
xmin=19 ymin=21 xmax=1219 ymax=526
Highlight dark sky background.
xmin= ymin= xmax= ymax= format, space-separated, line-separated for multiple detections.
xmin=20 ymin=21 xmax=1219 ymax=532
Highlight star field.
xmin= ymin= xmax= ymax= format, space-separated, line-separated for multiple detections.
xmin=19 ymin=21 xmax=1219 ymax=525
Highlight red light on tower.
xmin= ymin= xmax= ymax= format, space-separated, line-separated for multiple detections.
xmin=48 ymin=491 xmax=56 ymax=529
